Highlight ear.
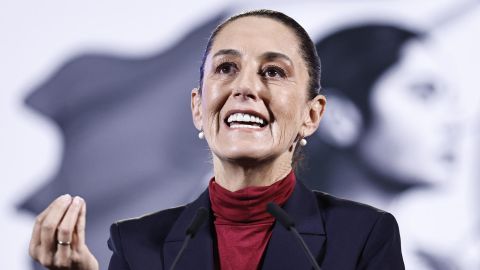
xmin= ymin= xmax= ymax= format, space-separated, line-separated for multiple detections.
xmin=301 ymin=95 xmax=327 ymax=137
xmin=315 ymin=94 xmax=363 ymax=148
xmin=191 ymin=87 xmax=203 ymax=130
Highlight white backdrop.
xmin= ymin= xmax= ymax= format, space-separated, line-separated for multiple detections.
xmin=1 ymin=0 xmax=479 ymax=269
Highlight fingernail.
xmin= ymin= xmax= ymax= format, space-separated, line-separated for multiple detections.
xmin=60 ymin=194 xmax=71 ymax=204
xmin=72 ymin=196 xmax=80 ymax=205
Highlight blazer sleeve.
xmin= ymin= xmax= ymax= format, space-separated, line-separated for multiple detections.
xmin=357 ymin=212 xmax=405 ymax=270
xmin=107 ymin=222 xmax=131 ymax=270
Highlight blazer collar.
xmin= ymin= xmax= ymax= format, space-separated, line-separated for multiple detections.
xmin=163 ymin=179 xmax=326 ymax=269
xmin=163 ymin=190 xmax=214 ymax=270
xmin=261 ymin=179 xmax=326 ymax=269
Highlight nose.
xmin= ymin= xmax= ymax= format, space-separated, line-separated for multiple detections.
xmin=232 ymin=66 xmax=264 ymax=101
xmin=443 ymin=117 xmax=462 ymax=142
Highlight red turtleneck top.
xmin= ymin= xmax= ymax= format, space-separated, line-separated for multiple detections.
xmin=208 ymin=171 xmax=296 ymax=270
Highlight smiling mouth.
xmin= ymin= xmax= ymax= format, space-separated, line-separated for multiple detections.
xmin=224 ymin=112 xmax=268 ymax=129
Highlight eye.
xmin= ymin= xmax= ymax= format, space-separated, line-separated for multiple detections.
xmin=215 ymin=62 xmax=238 ymax=75
xmin=261 ymin=65 xmax=286 ymax=79
xmin=410 ymin=81 xmax=437 ymax=101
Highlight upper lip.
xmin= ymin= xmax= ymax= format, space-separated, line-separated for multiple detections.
xmin=224 ymin=109 xmax=269 ymax=125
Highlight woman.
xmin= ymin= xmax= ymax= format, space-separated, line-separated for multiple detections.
xmin=305 ymin=24 xmax=458 ymax=204
xmin=306 ymin=25 xmax=459 ymax=269
xmin=29 ymin=10 xmax=404 ymax=270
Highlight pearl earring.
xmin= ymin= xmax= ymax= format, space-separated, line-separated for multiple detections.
xmin=198 ymin=130 xmax=205 ymax=139
xmin=300 ymin=138 xmax=307 ymax=146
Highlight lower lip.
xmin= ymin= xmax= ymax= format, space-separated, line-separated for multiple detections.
xmin=224 ymin=122 xmax=268 ymax=131
xmin=439 ymin=152 xmax=456 ymax=163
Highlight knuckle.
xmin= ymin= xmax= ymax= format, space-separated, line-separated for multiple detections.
xmin=38 ymin=254 xmax=52 ymax=266
xmin=56 ymin=253 xmax=72 ymax=268
xmin=35 ymin=216 xmax=43 ymax=225
xmin=41 ymin=222 xmax=56 ymax=233
xmin=54 ymin=258 xmax=71 ymax=268
xmin=71 ymin=252 xmax=80 ymax=263
xmin=58 ymin=226 xmax=72 ymax=237
xmin=73 ymin=248 xmax=86 ymax=258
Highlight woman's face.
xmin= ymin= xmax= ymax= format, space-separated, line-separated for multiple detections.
xmin=359 ymin=40 xmax=459 ymax=185
xmin=192 ymin=16 xmax=323 ymax=165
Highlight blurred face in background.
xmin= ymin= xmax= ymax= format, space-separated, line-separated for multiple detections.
xmin=358 ymin=39 xmax=459 ymax=185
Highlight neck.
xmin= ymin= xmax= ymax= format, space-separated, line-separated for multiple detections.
xmin=212 ymin=153 xmax=293 ymax=192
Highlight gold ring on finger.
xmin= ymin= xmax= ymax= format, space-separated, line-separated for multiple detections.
xmin=57 ymin=240 xmax=71 ymax=246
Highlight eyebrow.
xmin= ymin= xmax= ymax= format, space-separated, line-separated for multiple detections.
xmin=213 ymin=49 xmax=242 ymax=58
xmin=260 ymin=52 xmax=293 ymax=66
xmin=212 ymin=49 xmax=293 ymax=65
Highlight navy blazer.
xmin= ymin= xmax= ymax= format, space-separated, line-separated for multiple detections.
xmin=107 ymin=180 xmax=405 ymax=269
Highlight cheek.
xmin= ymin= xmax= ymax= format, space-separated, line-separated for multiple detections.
xmin=271 ymin=94 xmax=304 ymax=138
xmin=373 ymin=87 xmax=438 ymax=148
xmin=368 ymin=103 xmax=440 ymax=178
xmin=201 ymin=83 xmax=228 ymax=126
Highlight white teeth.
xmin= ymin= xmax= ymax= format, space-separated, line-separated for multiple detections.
xmin=256 ymin=117 xmax=263 ymax=124
xmin=226 ymin=112 xmax=266 ymax=125
xmin=230 ymin=124 xmax=261 ymax=129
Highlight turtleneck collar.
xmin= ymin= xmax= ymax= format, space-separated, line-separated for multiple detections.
xmin=208 ymin=170 xmax=296 ymax=224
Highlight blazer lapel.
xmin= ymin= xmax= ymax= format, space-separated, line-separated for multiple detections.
xmin=262 ymin=180 xmax=326 ymax=269
xmin=163 ymin=190 xmax=214 ymax=270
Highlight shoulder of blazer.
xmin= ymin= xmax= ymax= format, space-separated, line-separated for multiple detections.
xmin=313 ymin=190 xmax=387 ymax=218
xmin=312 ymin=190 xmax=401 ymax=250
xmin=314 ymin=191 xmax=396 ymax=233
xmin=311 ymin=191 xmax=404 ymax=269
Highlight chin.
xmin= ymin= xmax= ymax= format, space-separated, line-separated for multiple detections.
xmin=217 ymin=145 xmax=274 ymax=164
xmin=420 ymin=157 xmax=455 ymax=183
xmin=401 ymin=166 xmax=450 ymax=187
xmin=226 ymin=151 xmax=271 ymax=163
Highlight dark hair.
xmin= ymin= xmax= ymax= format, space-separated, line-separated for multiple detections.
xmin=315 ymin=24 xmax=419 ymax=128
xmin=199 ymin=9 xmax=321 ymax=99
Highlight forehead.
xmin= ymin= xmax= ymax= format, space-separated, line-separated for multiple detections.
xmin=211 ymin=16 xmax=302 ymax=60
xmin=398 ymin=40 xmax=440 ymax=71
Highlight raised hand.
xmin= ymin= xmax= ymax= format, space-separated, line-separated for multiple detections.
xmin=29 ymin=194 xmax=99 ymax=270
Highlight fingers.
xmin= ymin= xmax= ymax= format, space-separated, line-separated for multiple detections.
xmin=54 ymin=196 xmax=83 ymax=267
xmin=30 ymin=194 xmax=72 ymax=264
xmin=30 ymin=195 xmax=67 ymax=253
xmin=39 ymin=194 xmax=72 ymax=258
xmin=57 ymin=196 xmax=83 ymax=244
xmin=29 ymin=194 xmax=94 ymax=269
xmin=75 ymin=197 xmax=87 ymax=247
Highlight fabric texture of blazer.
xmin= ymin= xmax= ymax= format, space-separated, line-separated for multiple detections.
xmin=107 ymin=179 xmax=405 ymax=270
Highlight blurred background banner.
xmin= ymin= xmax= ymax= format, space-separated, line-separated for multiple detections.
xmin=1 ymin=1 xmax=479 ymax=269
